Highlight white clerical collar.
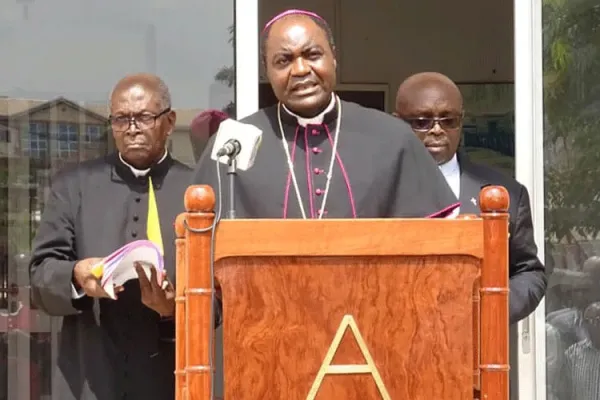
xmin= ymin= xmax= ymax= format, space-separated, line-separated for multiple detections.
xmin=438 ymin=153 xmax=459 ymax=176
xmin=119 ymin=150 xmax=168 ymax=177
xmin=282 ymin=93 xmax=336 ymax=127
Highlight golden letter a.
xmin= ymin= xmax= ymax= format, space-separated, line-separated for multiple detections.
xmin=306 ymin=315 xmax=391 ymax=400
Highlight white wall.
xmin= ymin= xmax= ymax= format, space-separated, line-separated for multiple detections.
xmin=260 ymin=0 xmax=513 ymax=111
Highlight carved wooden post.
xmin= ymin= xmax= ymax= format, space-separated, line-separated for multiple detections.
xmin=472 ymin=276 xmax=481 ymax=394
xmin=184 ymin=185 xmax=216 ymax=400
xmin=457 ymin=214 xmax=481 ymax=392
xmin=479 ymin=186 xmax=510 ymax=399
xmin=175 ymin=213 xmax=187 ymax=400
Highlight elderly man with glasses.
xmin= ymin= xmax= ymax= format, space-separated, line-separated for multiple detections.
xmin=29 ymin=73 xmax=192 ymax=400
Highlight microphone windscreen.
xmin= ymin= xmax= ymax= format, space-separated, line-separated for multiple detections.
xmin=210 ymin=119 xmax=263 ymax=171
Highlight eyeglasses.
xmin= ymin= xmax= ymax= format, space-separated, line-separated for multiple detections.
xmin=109 ymin=108 xmax=171 ymax=132
xmin=585 ymin=316 xmax=600 ymax=326
xmin=405 ymin=116 xmax=462 ymax=132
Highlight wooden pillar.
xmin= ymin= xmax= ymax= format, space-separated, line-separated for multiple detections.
xmin=175 ymin=213 xmax=187 ymax=400
xmin=479 ymin=185 xmax=510 ymax=399
xmin=182 ymin=185 xmax=216 ymax=400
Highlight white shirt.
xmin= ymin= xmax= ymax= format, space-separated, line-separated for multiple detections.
xmin=439 ymin=154 xmax=460 ymax=198
xmin=71 ymin=150 xmax=168 ymax=298
xmin=118 ymin=150 xmax=168 ymax=177
xmin=438 ymin=154 xmax=461 ymax=216
xmin=282 ymin=93 xmax=336 ymax=127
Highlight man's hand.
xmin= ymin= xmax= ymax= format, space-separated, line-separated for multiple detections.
xmin=73 ymin=257 xmax=124 ymax=298
xmin=135 ymin=262 xmax=175 ymax=317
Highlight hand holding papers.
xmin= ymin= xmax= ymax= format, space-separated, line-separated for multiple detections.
xmin=90 ymin=240 xmax=164 ymax=300
xmin=72 ymin=257 xmax=108 ymax=298
xmin=136 ymin=262 xmax=176 ymax=317
xmin=86 ymin=177 xmax=171 ymax=311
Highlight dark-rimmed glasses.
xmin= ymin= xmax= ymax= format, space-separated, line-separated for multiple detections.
xmin=585 ymin=316 xmax=600 ymax=326
xmin=405 ymin=116 xmax=462 ymax=132
xmin=109 ymin=108 xmax=171 ymax=132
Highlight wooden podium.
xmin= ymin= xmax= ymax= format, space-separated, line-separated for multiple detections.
xmin=174 ymin=185 xmax=510 ymax=400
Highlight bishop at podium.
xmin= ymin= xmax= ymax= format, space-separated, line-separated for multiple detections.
xmin=193 ymin=9 xmax=459 ymax=218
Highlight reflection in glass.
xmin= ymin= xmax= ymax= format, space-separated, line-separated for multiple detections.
xmin=459 ymin=83 xmax=515 ymax=178
xmin=544 ymin=0 xmax=600 ymax=399
xmin=1 ymin=334 xmax=5 ymax=400
xmin=0 ymin=1 xmax=234 ymax=398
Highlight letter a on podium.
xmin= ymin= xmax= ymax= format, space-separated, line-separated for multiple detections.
xmin=306 ymin=315 xmax=391 ymax=400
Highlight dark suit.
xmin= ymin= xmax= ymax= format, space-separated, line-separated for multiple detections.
xmin=457 ymin=152 xmax=547 ymax=323
xmin=29 ymin=153 xmax=192 ymax=400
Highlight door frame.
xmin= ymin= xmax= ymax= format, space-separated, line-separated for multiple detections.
xmin=237 ymin=0 xmax=548 ymax=397
xmin=514 ymin=0 xmax=546 ymax=398
xmin=235 ymin=0 xmax=259 ymax=119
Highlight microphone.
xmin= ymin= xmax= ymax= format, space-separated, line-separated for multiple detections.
xmin=216 ymin=139 xmax=241 ymax=158
xmin=210 ymin=119 xmax=262 ymax=171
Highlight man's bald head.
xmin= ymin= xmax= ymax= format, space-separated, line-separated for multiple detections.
xmin=585 ymin=302 xmax=600 ymax=319
xmin=394 ymin=72 xmax=464 ymax=165
xmin=109 ymin=73 xmax=171 ymax=112
xmin=395 ymin=72 xmax=463 ymax=117
xmin=584 ymin=302 xmax=600 ymax=346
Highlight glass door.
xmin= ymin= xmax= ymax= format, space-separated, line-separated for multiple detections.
xmin=0 ymin=0 xmax=240 ymax=398
xmin=539 ymin=0 xmax=600 ymax=399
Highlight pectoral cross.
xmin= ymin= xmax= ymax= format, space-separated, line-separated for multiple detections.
xmin=470 ymin=197 xmax=477 ymax=206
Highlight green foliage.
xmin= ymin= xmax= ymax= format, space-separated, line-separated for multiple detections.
xmin=543 ymin=0 xmax=600 ymax=242
xmin=214 ymin=25 xmax=236 ymax=117
xmin=0 ymin=162 xmax=35 ymax=254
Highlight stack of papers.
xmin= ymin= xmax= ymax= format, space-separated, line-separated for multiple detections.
xmin=91 ymin=240 xmax=164 ymax=299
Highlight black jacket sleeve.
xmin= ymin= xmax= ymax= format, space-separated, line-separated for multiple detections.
xmin=508 ymin=185 xmax=547 ymax=324
xmin=29 ymin=169 xmax=92 ymax=316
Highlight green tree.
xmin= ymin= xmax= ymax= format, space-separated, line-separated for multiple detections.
xmin=543 ymin=0 xmax=600 ymax=251
xmin=214 ymin=25 xmax=236 ymax=117
xmin=0 ymin=159 xmax=36 ymax=254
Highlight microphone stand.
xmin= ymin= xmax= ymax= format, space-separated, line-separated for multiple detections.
xmin=226 ymin=156 xmax=237 ymax=219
